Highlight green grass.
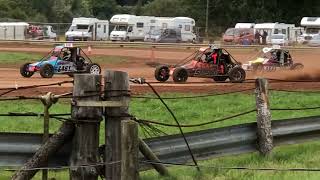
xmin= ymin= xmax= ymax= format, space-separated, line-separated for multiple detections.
xmin=0 ymin=52 xmax=127 ymax=65
xmin=0 ymin=52 xmax=42 ymax=64
xmin=1 ymin=91 xmax=320 ymax=179
xmin=141 ymin=141 xmax=320 ymax=180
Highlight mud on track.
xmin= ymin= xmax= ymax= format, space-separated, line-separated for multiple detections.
xmin=0 ymin=46 xmax=320 ymax=96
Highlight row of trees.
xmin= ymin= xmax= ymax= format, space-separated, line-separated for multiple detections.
xmin=1 ymin=0 xmax=320 ymax=35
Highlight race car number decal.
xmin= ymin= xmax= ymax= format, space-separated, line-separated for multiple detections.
xmin=194 ymin=67 xmax=218 ymax=76
xmin=58 ymin=65 xmax=72 ymax=72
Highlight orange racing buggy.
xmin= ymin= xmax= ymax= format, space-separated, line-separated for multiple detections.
xmin=154 ymin=45 xmax=246 ymax=83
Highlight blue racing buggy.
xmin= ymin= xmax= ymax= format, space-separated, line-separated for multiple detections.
xmin=20 ymin=44 xmax=101 ymax=78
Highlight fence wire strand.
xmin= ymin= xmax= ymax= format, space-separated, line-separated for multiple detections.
xmin=141 ymin=160 xmax=320 ymax=172
xmin=134 ymin=109 xmax=256 ymax=128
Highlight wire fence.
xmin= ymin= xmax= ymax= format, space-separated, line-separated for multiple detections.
xmin=0 ymin=77 xmax=319 ymax=178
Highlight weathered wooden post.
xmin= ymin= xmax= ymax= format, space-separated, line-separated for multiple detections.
xmin=255 ymin=78 xmax=273 ymax=156
xmin=40 ymin=92 xmax=58 ymax=180
xmin=121 ymin=120 xmax=139 ymax=180
xmin=11 ymin=122 xmax=75 ymax=180
xmin=70 ymin=74 xmax=102 ymax=180
xmin=104 ymin=71 xmax=130 ymax=180
xmin=139 ymin=138 xmax=169 ymax=176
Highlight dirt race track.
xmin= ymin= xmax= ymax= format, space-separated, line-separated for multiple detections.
xmin=0 ymin=46 xmax=320 ymax=96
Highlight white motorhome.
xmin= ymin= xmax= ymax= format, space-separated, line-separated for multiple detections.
xmin=145 ymin=17 xmax=197 ymax=42
xmin=300 ymin=17 xmax=320 ymax=43
xmin=65 ymin=17 xmax=109 ymax=41
xmin=235 ymin=23 xmax=255 ymax=29
xmin=0 ymin=22 xmax=29 ymax=40
xmin=110 ymin=14 xmax=155 ymax=41
xmin=110 ymin=14 xmax=197 ymax=42
xmin=254 ymin=23 xmax=299 ymax=44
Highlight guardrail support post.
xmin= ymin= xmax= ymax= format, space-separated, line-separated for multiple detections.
xmin=121 ymin=120 xmax=139 ymax=180
xmin=104 ymin=71 xmax=130 ymax=180
xmin=70 ymin=74 xmax=102 ymax=180
xmin=255 ymin=78 xmax=273 ymax=156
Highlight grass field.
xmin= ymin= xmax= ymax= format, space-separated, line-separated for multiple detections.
xmin=0 ymin=91 xmax=320 ymax=179
xmin=0 ymin=52 xmax=128 ymax=65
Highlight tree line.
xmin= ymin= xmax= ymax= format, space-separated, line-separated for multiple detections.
xmin=0 ymin=0 xmax=320 ymax=35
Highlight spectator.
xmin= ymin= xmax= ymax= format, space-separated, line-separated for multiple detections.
xmin=255 ymin=31 xmax=261 ymax=44
xmin=262 ymin=30 xmax=268 ymax=45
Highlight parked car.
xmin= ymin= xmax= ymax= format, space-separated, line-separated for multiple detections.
xmin=307 ymin=34 xmax=320 ymax=47
xmin=223 ymin=28 xmax=254 ymax=45
xmin=270 ymin=34 xmax=289 ymax=46
xmin=145 ymin=29 xmax=182 ymax=43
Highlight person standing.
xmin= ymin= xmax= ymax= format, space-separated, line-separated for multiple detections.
xmin=255 ymin=31 xmax=261 ymax=44
xmin=262 ymin=30 xmax=268 ymax=45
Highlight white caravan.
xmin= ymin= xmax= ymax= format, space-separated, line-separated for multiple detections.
xmin=110 ymin=14 xmax=155 ymax=41
xmin=110 ymin=14 xmax=197 ymax=42
xmin=299 ymin=17 xmax=320 ymax=43
xmin=65 ymin=17 xmax=109 ymax=41
xmin=0 ymin=22 xmax=29 ymax=40
xmin=235 ymin=23 xmax=255 ymax=28
xmin=254 ymin=23 xmax=299 ymax=44
xmin=145 ymin=16 xmax=197 ymax=42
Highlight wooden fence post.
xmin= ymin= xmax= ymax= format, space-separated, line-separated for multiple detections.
xmin=104 ymin=71 xmax=130 ymax=180
xmin=121 ymin=120 xmax=139 ymax=180
xmin=255 ymin=78 xmax=273 ymax=156
xmin=40 ymin=92 xmax=57 ymax=180
xmin=70 ymin=74 xmax=102 ymax=180
xmin=139 ymin=138 xmax=169 ymax=176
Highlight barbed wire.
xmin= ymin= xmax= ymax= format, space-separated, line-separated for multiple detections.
xmin=271 ymin=106 xmax=320 ymax=111
xmin=1 ymin=161 xmax=120 ymax=171
xmin=270 ymin=89 xmax=320 ymax=93
xmin=141 ymin=160 xmax=320 ymax=172
xmin=132 ymin=88 xmax=255 ymax=100
xmin=0 ymin=112 xmax=70 ymax=117
xmin=142 ymin=80 xmax=200 ymax=171
xmin=267 ymin=78 xmax=320 ymax=83
xmin=134 ymin=109 xmax=256 ymax=128
xmin=0 ymin=80 xmax=73 ymax=97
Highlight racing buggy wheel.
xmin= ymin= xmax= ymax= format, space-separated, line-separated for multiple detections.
xmin=228 ymin=67 xmax=246 ymax=83
xmin=155 ymin=65 xmax=170 ymax=82
xmin=290 ymin=63 xmax=304 ymax=70
xmin=20 ymin=63 xmax=34 ymax=78
xmin=40 ymin=64 xmax=54 ymax=78
xmin=87 ymin=63 xmax=101 ymax=75
xmin=173 ymin=67 xmax=188 ymax=83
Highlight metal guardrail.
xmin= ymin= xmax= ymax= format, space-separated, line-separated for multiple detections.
xmin=1 ymin=116 xmax=320 ymax=169
xmin=0 ymin=40 xmax=318 ymax=50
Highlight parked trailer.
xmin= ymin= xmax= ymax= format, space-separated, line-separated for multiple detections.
xmin=65 ymin=17 xmax=109 ymax=41
xmin=110 ymin=14 xmax=197 ymax=42
xmin=0 ymin=22 xmax=29 ymax=40
xmin=110 ymin=14 xmax=154 ymax=41
xmin=299 ymin=17 xmax=320 ymax=43
xmin=254 ymin=23 xmax=300 ymax=44
xmin=0 ymin=22 xmax=56 ymax=40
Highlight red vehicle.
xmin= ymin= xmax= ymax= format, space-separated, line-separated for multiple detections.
xmin=223 ymin=28 xmax=254 ymax=45
xmin=154 ymin=45 xmax=246 ymax=83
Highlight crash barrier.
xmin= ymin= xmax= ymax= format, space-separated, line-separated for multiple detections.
xmin=0 ymin=39 xmax=319 ymax=50
xmin=1 ymin=73 xmax=320 ymax=179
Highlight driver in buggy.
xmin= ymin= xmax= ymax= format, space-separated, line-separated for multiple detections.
xmin=204 ymin=49 xmax=218 ymax=64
